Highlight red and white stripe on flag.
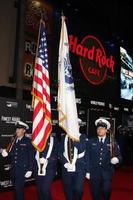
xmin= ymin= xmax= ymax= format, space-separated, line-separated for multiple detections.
xmin=31 ymin=19 xmax=52 ymax=152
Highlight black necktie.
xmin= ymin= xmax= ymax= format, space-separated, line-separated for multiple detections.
xmin=16 ymin=138 xmax=20 ymax=143
xmin=100 ymin=138 xmax=103 ymax=146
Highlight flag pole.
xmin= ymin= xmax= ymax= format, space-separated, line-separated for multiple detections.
xmin=58 ymin=14 xmax=81 ymax=165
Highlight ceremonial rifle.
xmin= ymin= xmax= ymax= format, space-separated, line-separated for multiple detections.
xmin=6 ymin=134 xmax=17 ymax=153
xmin=109 ymin=112 xmax=115 ymax=158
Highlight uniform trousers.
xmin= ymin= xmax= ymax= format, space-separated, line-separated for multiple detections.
xmin=62 ymin=168 xmax=85 ymax=200
xmin=11 ymin=166 xmax=26 ymax=200
xmin=90 ymin=168 xmax=112 ymax=200
xmin=35 ymin=167 xmax=56 ymax=200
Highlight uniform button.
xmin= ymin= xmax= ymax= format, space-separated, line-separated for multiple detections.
xmin=101 ymin=148 xmax=103 ymax=151
xmin=100 ymin=152 xmax=102 ymax=155
xmin=100 ymin=158 xmax=102 ymax=160
xmin=16 ymin=148 xmax=18 ymax=150
xmin=99 ymin=162 xmax=102 ymax=165
xmin=15 ymin=161 xmax=17 ymax=163
xmin=14 ymin=156 xmax=17 ymax=159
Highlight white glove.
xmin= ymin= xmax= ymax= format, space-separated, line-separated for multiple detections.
xmin=64 ymin=163 xmax=75 ymax=172
xmin=25 ymin=171 xmax=32 ymax=178
xmin=86 ymin=173 xmax=90 ymax=180
xmin=111 ymin=157 xmax=119 ymax=165
xmin=2 ymin=149 xmax=8 ymax=157
xmin=64 ymin=162 xmax=72 ymax=169
xmin=39 ymin=157 xmax=48 ymax=166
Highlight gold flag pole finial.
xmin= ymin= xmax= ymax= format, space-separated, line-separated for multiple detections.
xmin=40 ymin=9 xmax=43 ymax=20
xmin=61 ymin=10 xmax=64 ymax=16
xmin=61 ymin=11 xmax=66 ymax=20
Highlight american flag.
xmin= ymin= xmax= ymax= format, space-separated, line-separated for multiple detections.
xmin=32 ymin=19 xmax=52 ymax=152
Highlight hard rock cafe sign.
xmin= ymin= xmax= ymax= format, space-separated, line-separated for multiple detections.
xmin=69 ymin=35 xmax=115 ymax=85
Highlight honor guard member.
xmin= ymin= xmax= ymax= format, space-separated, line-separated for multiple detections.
xmin=2 ymin=121 xmax=34 ymax=200
xmin=34 ymin=133 xmax=58 ymax=200
xmin=58 ymin=119 xmax=87 ymax=200
xmin=86 ymin=118 xmax=122 ymax=200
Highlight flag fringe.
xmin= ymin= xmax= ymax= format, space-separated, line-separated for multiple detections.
xmin=58 ymin=103 xmax=80 ymax=142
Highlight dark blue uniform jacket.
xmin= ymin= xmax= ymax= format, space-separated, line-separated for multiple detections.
xmin=86 ymin=136 xmax=122 ymax=179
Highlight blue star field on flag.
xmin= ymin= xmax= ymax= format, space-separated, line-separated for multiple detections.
xmin=38 ymin=23 xmax=48 ymax=69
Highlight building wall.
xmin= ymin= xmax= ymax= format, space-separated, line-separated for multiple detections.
xmin=0 ymin=0 xmax=17 ymax=87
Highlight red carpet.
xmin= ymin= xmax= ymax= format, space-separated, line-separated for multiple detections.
xmin=0 ymin=166 xmax=133 ymax=200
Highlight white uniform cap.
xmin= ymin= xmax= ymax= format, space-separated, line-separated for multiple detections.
xmin=15 ymin=121 xmax=29 ymax=130
xmin=95 ymin=118 xmax=110 ymax=130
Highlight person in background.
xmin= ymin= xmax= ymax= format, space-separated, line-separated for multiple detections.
xmin=86 ymin=118 xmax=122 ymax=200
xmin=58 ymin=119 xmax=87 ymax=200
xmin=34 ymin=133 xmax=58 ymax=200
xmin=2 ymin=121 xmax=34 ymax=200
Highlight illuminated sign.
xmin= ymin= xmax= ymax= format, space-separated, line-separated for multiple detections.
xmin=69 ymin=35 xmax=115 ymax=85
xmin=23 ymin=0 xmax=53 ymax=83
